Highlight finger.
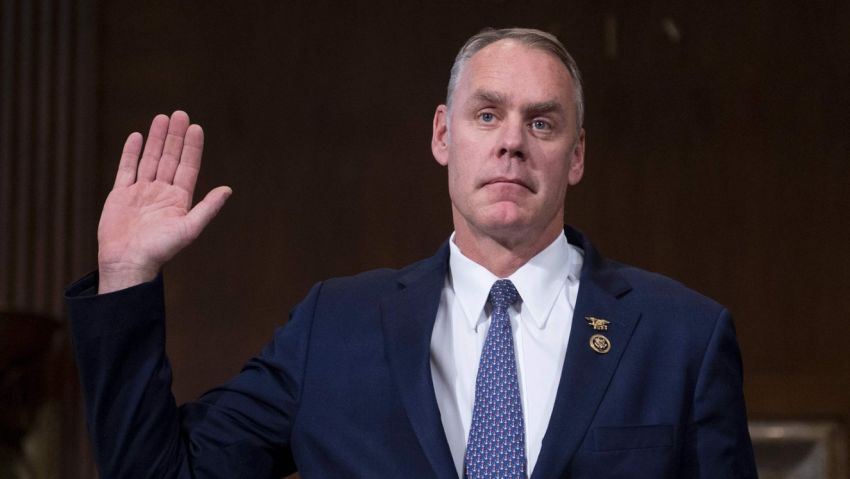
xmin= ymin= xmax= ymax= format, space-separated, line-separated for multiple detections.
xmin=156 ymin=110 xmax=190 ymax=183
xmin=137 ymin=114 xmax=170 ymax=181
xmin=173 ymin=123 xmax=204 ymax=198
xmin=114 ymin=132 xmax=143 ymax=188
xmin=184 ymin=186 xmax=232 ymax=241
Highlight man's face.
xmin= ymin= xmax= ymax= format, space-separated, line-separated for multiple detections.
xmin=432 ymin=40 xmax=585 ymax=246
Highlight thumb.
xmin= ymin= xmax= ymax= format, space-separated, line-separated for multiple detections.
xmin=185 ymin=186 xmax=233 ymax=240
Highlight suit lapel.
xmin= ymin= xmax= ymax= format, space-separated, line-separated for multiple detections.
xmin=381 ymin=243 xmax=458 ymax=478
xmin=532 ymin=228 xmax=641 ymax=478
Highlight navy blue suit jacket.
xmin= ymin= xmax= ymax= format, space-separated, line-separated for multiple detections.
xmin=66 ymin=227 xmax=757 ymax=478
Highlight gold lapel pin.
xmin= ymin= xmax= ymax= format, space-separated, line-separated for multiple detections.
xmin=586 ymin=317 xmax=612 ymax=354
xmin=589 ymin=334 xmax=611 ymax=354
xmin=585 ymin=316 xmax=610 ymax=331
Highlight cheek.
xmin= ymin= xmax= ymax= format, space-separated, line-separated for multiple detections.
xmin=446 ymin=161 xmax=472 ymax=200
xmin=535 ymin=162 xmax=573 ymax=207
xmin=535 ymin=150 xmax=571 ymax=185
xmin=444 ymin=159 xmax=463 ymax=201
xmin=446 ymin=145 xmax=477 ymax=187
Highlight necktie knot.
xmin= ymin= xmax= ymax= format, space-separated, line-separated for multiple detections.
xmin=488 ymin=279 xmax=520 ymax=315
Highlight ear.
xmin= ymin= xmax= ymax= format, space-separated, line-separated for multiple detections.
xmin=431 ymin=104 xmax=449 ymax=166
xmin=568 ymin=128 xmax=586 ymax=186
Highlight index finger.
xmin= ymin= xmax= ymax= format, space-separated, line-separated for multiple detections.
xmin=172 ymin=124 xmax=204 ymax=198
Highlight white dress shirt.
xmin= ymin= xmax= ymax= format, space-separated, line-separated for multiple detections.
xmin=430 ymin=232 xmax=583 ymax=477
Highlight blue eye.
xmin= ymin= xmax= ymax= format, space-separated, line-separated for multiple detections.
xmin=532 ymin=119 xmax=550 ymax=130
xmin=480 ymin=112 xmax=495 ymax=122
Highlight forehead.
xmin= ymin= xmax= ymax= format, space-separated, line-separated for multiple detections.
xmin=457 ymin=39 xmax=575 ymax=106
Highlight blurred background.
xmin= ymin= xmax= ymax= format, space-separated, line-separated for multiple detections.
xmin=1 ymin=0 xmax=848 ymax=477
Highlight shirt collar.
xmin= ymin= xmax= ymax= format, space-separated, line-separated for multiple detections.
xmin=448 ymin=231 xmax=578 ymax=330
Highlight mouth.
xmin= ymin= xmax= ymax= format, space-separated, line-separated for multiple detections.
xmin=483 ymin=177 xmax=535 ymax=193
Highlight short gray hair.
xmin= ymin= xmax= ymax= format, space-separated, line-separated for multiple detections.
xmin=446 ymin=27 xmax=584 ymax=130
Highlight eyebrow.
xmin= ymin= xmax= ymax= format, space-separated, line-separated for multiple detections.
xmin=524 ymin=100 xmax=563 ymax=117
xmin=469 ymin=89 xmax=565 ymax=117
xmin=470 ymin=89 xmax=509 ymax=107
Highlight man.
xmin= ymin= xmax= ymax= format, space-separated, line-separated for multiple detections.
xmin=66 ymin=28 xmax=757 ymax=478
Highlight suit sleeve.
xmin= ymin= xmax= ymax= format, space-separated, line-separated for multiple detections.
xmin=679 ymin=308 xmax=758 ymax=478
xmin=65 ymin=271 xmax=320 ymax=479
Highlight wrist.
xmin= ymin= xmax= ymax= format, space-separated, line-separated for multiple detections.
xmin=97 ymin=262 xmax=159 ymax=294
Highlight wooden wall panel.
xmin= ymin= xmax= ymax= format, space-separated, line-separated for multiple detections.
xmin=570 ymin=0 xmax=850 ymax=427
xmin=0 ymin=0 xmax=97 ymax=319
xmin=0 ymin=0 xmax=98 ymax=477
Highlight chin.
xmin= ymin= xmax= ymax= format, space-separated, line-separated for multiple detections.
xmin=486 ymin=202 xmax=532 ymax=224
xmin=476 ymin=211 xmax=534 ymax=236
xmin=454 ymin=202 xmax=539 ymax=237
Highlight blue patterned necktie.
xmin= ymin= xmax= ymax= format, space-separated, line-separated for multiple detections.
xmin=465 ymin=279 xmax=527 ymax=478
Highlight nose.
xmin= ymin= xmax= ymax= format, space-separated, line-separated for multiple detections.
xmin=497 ymin=116 xmax=526 ymax=161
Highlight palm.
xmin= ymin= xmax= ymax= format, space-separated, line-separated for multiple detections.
xmin=100 ymin=181 xmax=194 ymax=267
xmin=97 ymin=111 xmax=231 ymax=292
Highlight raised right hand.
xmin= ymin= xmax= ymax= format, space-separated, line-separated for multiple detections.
xmin=97 ymin=111 xmax=232 ymax=294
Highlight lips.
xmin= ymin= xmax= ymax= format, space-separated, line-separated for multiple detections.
xmin=483 ymin=177 xmax=534 ymax=192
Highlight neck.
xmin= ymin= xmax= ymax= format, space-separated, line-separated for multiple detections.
xmin=452 ymin=218 xmax=563 ymax=278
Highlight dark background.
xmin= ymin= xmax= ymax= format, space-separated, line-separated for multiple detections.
xmin=2 ymin=0 xmax=848 ymax=476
